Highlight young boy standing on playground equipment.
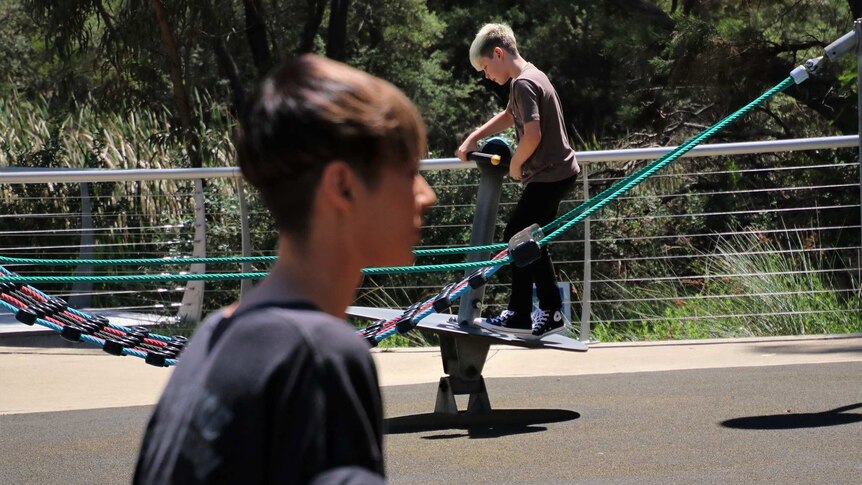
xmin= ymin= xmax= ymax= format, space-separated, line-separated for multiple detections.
xmin=457 ymin=23 xmax=580 ymax=338
xmin=134 ymin=54 xmax=436 ymax=484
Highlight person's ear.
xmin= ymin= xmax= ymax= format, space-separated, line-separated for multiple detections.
xmin=320 ymin=161 xmax=356 ymax=211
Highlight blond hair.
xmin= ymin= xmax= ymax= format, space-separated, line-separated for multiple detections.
xmin=469 ymin=23 xmax=518 ymax=71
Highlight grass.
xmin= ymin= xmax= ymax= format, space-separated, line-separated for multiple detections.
xmin=0 ymin=89 xmax=237 ymax=224
xmin=1 ymin=90 xmax=236 ymax=169
xmin=591 ymin=231 xmax=861 ymax=342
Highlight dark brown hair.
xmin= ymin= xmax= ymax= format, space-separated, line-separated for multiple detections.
xmin=236 ymin=54 xmax=426 ymax=239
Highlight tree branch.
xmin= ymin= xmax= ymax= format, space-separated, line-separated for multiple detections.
xmin=326 ymin=0 xmax=350 ymax=61
xmin=243 ymin=0 xmax=272 ymax=77
xmin=298 ymin=0 xmax=327 ymax=54
xmin=150 ymin=0 xmax=202 ymax=167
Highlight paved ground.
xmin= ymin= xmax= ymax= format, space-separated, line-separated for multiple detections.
xmin=1 ymin=334 xmax=861 ymax=484
xmin=384 ymin=363 xmax=862 ymax=484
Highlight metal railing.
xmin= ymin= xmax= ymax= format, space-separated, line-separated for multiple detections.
xmin=1 ymin=135 xmax=859 ymax=340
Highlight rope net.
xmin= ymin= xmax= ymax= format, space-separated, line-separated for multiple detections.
xmin=0 ymin=266 xmax=183 ymax=366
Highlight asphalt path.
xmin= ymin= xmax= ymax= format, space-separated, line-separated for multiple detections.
xmin=2 ymin=361 xmax=860 ymax=484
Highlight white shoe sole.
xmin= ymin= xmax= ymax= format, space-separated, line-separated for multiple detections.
xmin=473 ymin=318 xmax=533 ymax=335
xmin=524 ymin=325 xmax=567 ymax=340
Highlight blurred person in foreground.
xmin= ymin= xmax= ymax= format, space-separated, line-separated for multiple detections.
xmin=134 ymin=53 xmax=437 ymax=484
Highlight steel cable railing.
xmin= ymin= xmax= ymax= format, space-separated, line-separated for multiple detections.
xmin=1 ymin=80 xmax=859 ymax=351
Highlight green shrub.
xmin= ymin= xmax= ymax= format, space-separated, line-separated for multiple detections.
xmin=592 ymin=231 xmax=861 ymax=341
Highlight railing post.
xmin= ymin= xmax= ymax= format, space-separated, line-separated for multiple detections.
xmin=69 ymin=182 xmax=93 ymax=309
xmin=580 ymin=167 xmax=592 ymax=342
xmin=178 ymin=179 xmax=206 ymax=324
xmin=237 ymin=177 xmax=253 ymax=296
xmin=455 ymin=167 xmax=506 ymax=328
xmin=856 ymin=19 xmax=862 ymax=298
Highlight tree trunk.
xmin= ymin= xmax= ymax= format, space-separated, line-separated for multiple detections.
xmin=214 ymin=39 xmax=247 ymax=118
xmin=326 ymin=0 xmax=350 ymax=61
xmin=150 ymin=0 xmax=202 ymax=167
xmin=94 ymin=1 xmax=117 ymax=39
xmin=200 ymin=1 xmax=248 ymax=118
xmin=766 ymin=56 xmax=857 ymax=135
xmin=299 ymin=0 xmax=328 ymax=54
xmin=682 ymin=0 xmax=697 ymax=15
xmin=93 ymin=1 xmax=127 ymax=75
xmin=243 ymin=0 xmax=273 ymax=77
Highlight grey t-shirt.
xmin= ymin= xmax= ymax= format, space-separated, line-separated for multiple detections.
xmin=134 ymin=300 xmax=384 ymax=484
xmin=507 ymin=63 xmax=580 ymax=184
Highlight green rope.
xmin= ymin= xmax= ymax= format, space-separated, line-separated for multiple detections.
xmin=0 ymin=260 xmax=508 ymax=282
xmin=0 ymin=250 xmax=490 ymax=263
xmin=540 ymin=77 xmax=794 ymax=246
xmin=362 ymin=77 xmax=795 ymax=275
xmin=361 ymin=256 xmax=512 ymax=276
xmin=0 ymin=77 xmax=795 ymax=283
xmin=0 ymin=255 xmax=277 ymax=266
xmin=415 ymin=78 xmax=796 ymax=256
xmin=412 ymin=244 xmax=503 ymax=256
xmin=0 ymin=272 xmax=269 ymax=284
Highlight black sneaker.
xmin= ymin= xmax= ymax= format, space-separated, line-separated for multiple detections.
xmin=475 ymin=310 xmax=532 ymax=334
xmin=531 ymin=309 xmax=565 ymax=337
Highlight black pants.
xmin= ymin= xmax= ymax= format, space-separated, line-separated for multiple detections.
xmin=503 ymin=174 xmax=577 ymax=314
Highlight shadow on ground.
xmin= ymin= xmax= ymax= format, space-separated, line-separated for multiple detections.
xmin=744 ymin=335 xmax=862 ymax=356
xmin=385 ymin=408 xmax=579 ymax=439
xmin=755 ymin=345 xmax=862 ymax=355
xmin=721 ymin=403 xmax=862 ymax=430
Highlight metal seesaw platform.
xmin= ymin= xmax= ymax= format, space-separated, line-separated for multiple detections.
xmin=348 ymin=305 xmax=587 ymax=352
xmin=349 ymin=305 xmax=587 ymax=416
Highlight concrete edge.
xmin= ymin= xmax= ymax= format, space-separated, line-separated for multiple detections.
xmin=368 ymin=333 xmax=862 ymax=354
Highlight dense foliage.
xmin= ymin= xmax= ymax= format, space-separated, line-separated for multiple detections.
xmin=4 ymin=0 xmax=858 ymax=157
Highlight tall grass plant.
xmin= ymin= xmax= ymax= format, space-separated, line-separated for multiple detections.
xmin=592 ymin=231 xmax=861 ymax=341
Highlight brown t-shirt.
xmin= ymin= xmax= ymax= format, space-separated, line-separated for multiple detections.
xmin=507 ymin=63 xmax=580 ymax=184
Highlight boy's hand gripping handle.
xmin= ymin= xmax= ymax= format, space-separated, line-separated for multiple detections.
xmin=468 ymin=152 xmax=502 ymax=166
